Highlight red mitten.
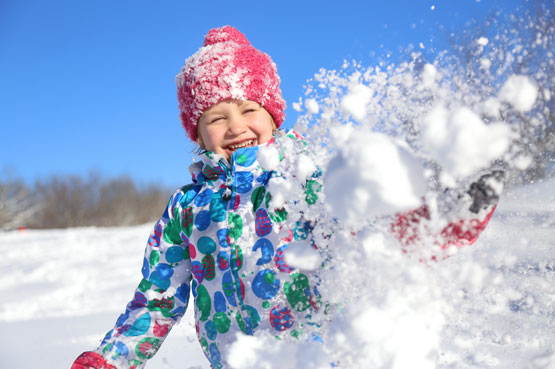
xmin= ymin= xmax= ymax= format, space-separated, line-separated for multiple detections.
xmin=391 ymin=204 xmax=496 ymax=261
xmin=71 ymin=352 xmax=116 ymax=369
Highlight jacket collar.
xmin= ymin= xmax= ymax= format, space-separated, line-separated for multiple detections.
xmin=187 ymin=130 xmax=303 ymax=185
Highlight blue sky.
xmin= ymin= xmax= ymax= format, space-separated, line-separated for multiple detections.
xmin=0 ymin=0 xmax=522 ymax=188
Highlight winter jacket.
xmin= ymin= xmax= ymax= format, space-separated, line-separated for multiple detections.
xmin=71 ymin=131 xmax=499 ymax=369
xmin=74 ymin=132 xmax=323 ymax=369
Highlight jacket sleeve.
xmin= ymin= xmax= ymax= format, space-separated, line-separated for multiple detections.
xmin=391 ymin=171 xmax=504 ymax=261
xmin=72 ymin=187 xmax=194 ymax=369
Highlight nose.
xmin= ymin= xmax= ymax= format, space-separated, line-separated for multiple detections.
xmin=227 ymin=112 xmax=248 ymax=135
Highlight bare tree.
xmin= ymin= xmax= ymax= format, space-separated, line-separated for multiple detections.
xmin=0 ymin=171 xmax=41 ymax=230
xmin=0 ymin=171 xmax=172 ymax=230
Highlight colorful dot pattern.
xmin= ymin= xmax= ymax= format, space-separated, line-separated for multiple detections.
xmin=95 ymin=133 xmax=322 ymax=369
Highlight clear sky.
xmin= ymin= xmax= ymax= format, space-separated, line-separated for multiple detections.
xmin=0 ymin=0 xmax=522 ymax=188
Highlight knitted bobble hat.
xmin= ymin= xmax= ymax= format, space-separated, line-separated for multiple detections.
xmin=176 ymin=26 xmax=286 ymax=141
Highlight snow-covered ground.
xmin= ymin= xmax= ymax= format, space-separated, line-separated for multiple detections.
xmin=0 ymin=224 xmax=209 ymax=369
xmin=0 ymin=177 xmax=553 ymax=369
xmin=435 ymin=179 xmax=555 ymax=368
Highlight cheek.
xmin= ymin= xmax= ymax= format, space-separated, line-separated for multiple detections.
xmin=252 ymin=118 xmax=274 ymax=141
xmin=259 ymin=128 xmax=273 ymax=143
xmin=199 ymin=126 xmax=223 ymax=150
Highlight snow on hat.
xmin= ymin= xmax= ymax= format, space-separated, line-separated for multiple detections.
xmin=176 ymin=26 xmax=286 ymax=141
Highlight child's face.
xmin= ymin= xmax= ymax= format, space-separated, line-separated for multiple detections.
xmin=197 ymin=100 xmax=275 ymax=159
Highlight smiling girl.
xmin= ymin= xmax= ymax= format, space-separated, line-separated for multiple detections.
xmin=71 ymin=26 xmax=322 ymax=369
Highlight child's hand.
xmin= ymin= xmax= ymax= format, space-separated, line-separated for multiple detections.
xmin=71 ymin=352 xmax=116 ymax=369
xmin=467 ymin=170 xmax=505 ymax=213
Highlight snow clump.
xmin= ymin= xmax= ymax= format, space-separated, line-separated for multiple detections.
xmin=341 ymin=82 xmax=374 ymax=122
xmin=305 ymin=98 xmax=319 ymax=115
xmin=325 ymin=126 xmax=427 ymax=224
xmin=283 ymin=240 xmax=322 ymax=271
xmin=421 ymin=105 xmax=513 ymax=186
xmin=498 ymin=75 xmax=538 ymax=112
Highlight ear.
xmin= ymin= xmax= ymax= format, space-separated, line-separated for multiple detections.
xmin=196 ymin=133 xmax=205 ymax=149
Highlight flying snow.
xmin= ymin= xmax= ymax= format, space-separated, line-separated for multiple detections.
xmin=325 ymin=126 xmax=427 ymax=224
xmin=421 ymin=105 xmax=513 ymax=186
xmin=498 ymin=75 xmax=538 ymax=112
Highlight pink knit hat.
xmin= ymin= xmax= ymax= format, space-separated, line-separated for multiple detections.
xmin=176 ymin=26 xmax=286 ymax=141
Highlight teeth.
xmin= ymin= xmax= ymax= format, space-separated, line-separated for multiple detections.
xmin=228 ymin=140 xmax=255 ymax=151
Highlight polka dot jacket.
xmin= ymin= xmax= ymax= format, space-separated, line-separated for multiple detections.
xmin=90 ymin=132 xmax=323 ymax=369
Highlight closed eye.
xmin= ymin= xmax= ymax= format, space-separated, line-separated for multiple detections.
xmin=209 ymin=116 xmax=225 ymax=124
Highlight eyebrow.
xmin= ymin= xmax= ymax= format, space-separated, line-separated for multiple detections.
xmin=241 ymin=101 xmax=259 ymax=108
xmin=202 ymin=109 xmax=225 ymax=117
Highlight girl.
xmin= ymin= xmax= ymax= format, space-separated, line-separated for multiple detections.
xmin=72 ymin=26 xmax=501 ymax=369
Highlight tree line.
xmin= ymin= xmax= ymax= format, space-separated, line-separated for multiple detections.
xmin=0 ymin=171 xmax=172 ymax=230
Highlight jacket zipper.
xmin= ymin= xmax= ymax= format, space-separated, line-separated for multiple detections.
xmin=218 ymin=157 xmax=253 ymax=334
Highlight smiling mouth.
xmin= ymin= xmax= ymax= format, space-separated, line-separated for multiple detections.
xmin=227 ymin=139 xmax=257 ymax=152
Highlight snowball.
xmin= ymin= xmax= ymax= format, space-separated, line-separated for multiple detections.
xmin=266 ymin=176 xmax=291 ymax=209
xmin=514 ymin=155 xmax=532 ymax=170
xmin=257 ymin=145 xmax=280 ymax=171
xmin=421 ymin=105 xmax=512 ymax=184
xmin=422 ymin=64 xmax=437 ymax=89
xmin=480 ymin=58 xmax=492 ymax=70
xmin=294 ymin=154 xmax=317 ymax=181
xmin=477 ymin=37 xmax=489 ymax=46
xmin=283 ymin=240 xmax=321 ymax=271
xmin=498 ymin=75 xmax=538 ymax=112
xmin=324 ymin=128 xmax=426 ymax=224
xmin=480 ymin=97 xmax=501 ymax=117
xmin=304 ymin=98 xmax=319 ymax=114
xmin=292 ymin=100 xmax=302 ymax=112
xmin=340 ymin=83 xmax=373 ymax=122
xmin=543 ymin=88 xmax=551 ymax=102
xmin=329 ymin=123 xmax=354 ymax=145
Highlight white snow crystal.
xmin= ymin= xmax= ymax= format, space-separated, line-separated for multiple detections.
xmin=257 ymin=145 xmax=280 ymax=171
xmin=266 ymin=176 xmax=291 ymax=209
xmin=477 ymin=37 xmax=489 ymax=46
xmin=422 ymin=63 xmax=438 ymax=89
xmin=480 ymin=58 xmax=492 ymax=70
xmin=294 ymin=154 xmax=317 ymax=181
xmin=421 ymin=105 xmax=513 ymax=185
xmin=543 ymin=88 xmax=551 ymax=102
xmin=325 ymin=127 xmax=426 ymax=224
xmin=498 ymin=75 xmax=538 ymax=112
xmin=283 ymin=240 xmax=321 ymax=271
xmin=304 ymin=98 xmax=319 ymax=114
xmin=481 ymin=97 xmax=501 ymax=117
xmin=340 ymin=83 xmax=373 ymax=122
xmin=514 ymin=155 xmax=533 ymax=170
